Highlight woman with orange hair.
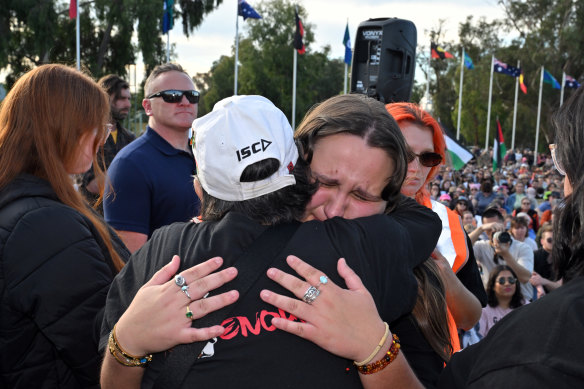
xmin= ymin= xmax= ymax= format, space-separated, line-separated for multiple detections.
xmin=386 ymin=102 xmax=486 ymax=353
xmin=0 ymin=64 xmax=131 ymax=387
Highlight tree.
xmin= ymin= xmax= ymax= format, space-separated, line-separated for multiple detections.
xmin=437 ymin=1 xmax=584 ymax=152
xmin=193 ymin=0 xmax=345 ymax=124
xmin=1 ymin=0 xmax=223 ymax=88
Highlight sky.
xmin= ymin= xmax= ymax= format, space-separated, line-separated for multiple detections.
xmin=0 ymin=0 xmax=505 ymax=91
xmin=135 ymin=0 xmax=507 ymax=89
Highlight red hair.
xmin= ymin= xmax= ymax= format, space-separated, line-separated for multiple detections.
xmin=386 ymin=102 xmax=446 ymax=204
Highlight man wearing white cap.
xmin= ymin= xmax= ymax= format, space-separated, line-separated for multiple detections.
xmin=100 ymin=95 xmax=440 ymax=388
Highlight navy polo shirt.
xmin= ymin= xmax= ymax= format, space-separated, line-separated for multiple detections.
xmin=104 ymin=126 xmax=200 ymax=237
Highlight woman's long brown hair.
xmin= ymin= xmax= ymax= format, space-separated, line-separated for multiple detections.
xmin=0 ymin=64 xmax=124 ymax=271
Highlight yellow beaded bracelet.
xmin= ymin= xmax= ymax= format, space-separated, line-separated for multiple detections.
xmin=108 ymin=324 xmax=152 ymax=368
xmin=354 ymin=322 xmax=390 ymax=366
xmin=355 ymin=334 xmax=401 ymax=375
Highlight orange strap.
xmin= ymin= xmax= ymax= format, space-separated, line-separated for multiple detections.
xmin=447 ymin=308 xmax=461 ymax=353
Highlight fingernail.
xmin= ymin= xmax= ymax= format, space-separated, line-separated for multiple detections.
xmin=214 ymin=257 xmax=222 ymax=265
xmin=227 ymin=267 xmax=237 ymax=276
xmin=267 ymin=268 xmax=276 ymax=277
xmin=287 ymin=255 xmax=298 ymax=265
xmin=260 ymin=290 xmax=271 ymax=299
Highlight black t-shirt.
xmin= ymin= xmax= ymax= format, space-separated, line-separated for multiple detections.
xmin=439 ymin=276 xmax=584 ymax=388
xmin=102 ymin=204 xmax=441 ymax=388
xmin=534 ymin=248 xmax=555 ymax=293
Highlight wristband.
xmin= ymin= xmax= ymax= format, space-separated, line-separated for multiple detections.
xmin=108 ymin=324 xmax=152 ymax=368
xmin=355 ymin=333 xmax=401 ymax=375
xmin=353 ymin=322 xmax=390 ymax=366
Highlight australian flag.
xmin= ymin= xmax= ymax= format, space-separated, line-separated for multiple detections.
xmin=493 ymin=58 xmax=521 ymax=77
xmin=238 ymin=0 xmax=261 ymax=20
xmin=565 ymin=75 xmax=581 ymax=89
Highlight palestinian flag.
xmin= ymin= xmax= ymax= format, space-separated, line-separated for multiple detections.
xmin=431 ymin=42 xmax=454 ymax=60
xmin=444 ymin=134 xmax=473 ymax=170
xmin=492 ymin=120 xmax=507 ymax=172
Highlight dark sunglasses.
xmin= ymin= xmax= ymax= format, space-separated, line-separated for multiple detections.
xmin=497 ymin=276 xmax=517 ymax=285
xmin=407 ymin=151 xmax=442 ymax=167
xmin=546 ymin=237 xmax=553 ymax=244
xmin=147 ymin=89 xmax=200 ymax=104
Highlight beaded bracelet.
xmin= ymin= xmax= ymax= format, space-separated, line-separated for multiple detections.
xmin=108 ymin=324 xmax=152 ymax=368
xmin=355 ymin=333 xmax=401 ymax=375
xmin=353 ymin=322 xmax=390 ymax=366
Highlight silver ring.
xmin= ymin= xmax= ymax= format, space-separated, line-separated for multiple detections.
xmin=302 ymin=286 xmax=320 ymax=304
xmin=316 ymin=275 xmax=328 ymax=288
xmin=175 ymin=275 xmax=186 ymax=287
xmin=181 ymin=285 xmax=192 ymax=300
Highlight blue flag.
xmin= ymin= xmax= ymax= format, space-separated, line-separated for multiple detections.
xmin=162 ymin=0 xmax=174 ymax=34
xmin=565 ymin=75 xmax=581 ymax=89
xmin=343 ymin=23 xmax=352 ymax=65
xmin=238 ymin=0 xmax=261 ymax=20
xmin=464 ymin=52 xmax=474 ymax=70
xmin=493 ymin=58 xmax=520 ymax=77
xmin=543 ymin=69 xmax=561 ymax=89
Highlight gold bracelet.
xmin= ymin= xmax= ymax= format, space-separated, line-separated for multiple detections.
xmin=356 ymin=334 xmax=401 ymax=374
xmin=108 ymin=324 xmax=152 ymax=367
xmin=353 ymin=322 xmax=390 ymax=366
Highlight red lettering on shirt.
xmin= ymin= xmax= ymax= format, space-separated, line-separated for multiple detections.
xmin=219 ymin=309 xmax=304 ymax=340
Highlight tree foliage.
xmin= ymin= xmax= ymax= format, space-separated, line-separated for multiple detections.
xmin=193 ymin=0 xmax=344 ymax=124
xmin=1 ymin=0 xmax=223 ymax=88
xmin=428 ymin=0 xmax=584 ymax=152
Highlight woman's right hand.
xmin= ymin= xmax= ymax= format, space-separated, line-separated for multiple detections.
xmin=259 ymin=255 xmax=386 ymax=363
xmin=114 ymin=255 xmax=239 ymax=357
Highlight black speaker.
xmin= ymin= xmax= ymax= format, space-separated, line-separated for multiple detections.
xmin=350 ymin=18 xmax=417 ymax=103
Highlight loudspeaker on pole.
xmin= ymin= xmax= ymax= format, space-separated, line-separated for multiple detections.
xmin=350 ymin=18 xmax=417 ymax=103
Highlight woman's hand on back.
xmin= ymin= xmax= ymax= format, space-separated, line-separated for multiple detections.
xmin=259 ymin=255 xmax=386 ymax=363
xmin=114 ymin=255 xmax=239 ymax=357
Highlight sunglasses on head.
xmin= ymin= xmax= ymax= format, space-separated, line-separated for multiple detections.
xmin=147 ymin=89 xmax=200 ymax=104
xmin=497 ymin=276 xmax=517 ymax=285
xmin=407 ymin=150 xmax=442 ymax=167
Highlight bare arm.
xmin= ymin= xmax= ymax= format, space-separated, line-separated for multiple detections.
xmin=468 ymin=221 xmax=505 ymax=245
xmin=433 ymin=251 xmax=482 ymax=330
xmin=530 ymin=272 xmax=562 ymax=291
xmin=497 ymin=245 xmax=532 ymax=283
xmin=116 ymin=230 xmax=148 ymax=253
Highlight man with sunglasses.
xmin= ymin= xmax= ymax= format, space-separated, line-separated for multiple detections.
xmin=530 ymin=224 xmax=561 ymax=297
xmin=104 ymin=63 xmax=201 ymax=253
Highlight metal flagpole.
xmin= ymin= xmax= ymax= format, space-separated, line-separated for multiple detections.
xmin=456 ymin=47 xmax=464 ymax=140
xmin=292 ymin=49 xmax=297 ymax=129
xmin=485 ymin=54 xmax=494 ymax=150
xmin=344 ymin=64 xmax=348 ymax=94
xmin=76 ymin=0 xmax=80 ymax=70
xmin=166 ymin=33 xmax=170 ymax=63
xmin=560 ymin=71 xmax=566 ymax=107
xmin=234 ymin=4 xmax=240 ymax=95
xmin=511 ymin=60 xmax=520 ymax=151
xmin=534 ymin=66 xmax=544 ymax=167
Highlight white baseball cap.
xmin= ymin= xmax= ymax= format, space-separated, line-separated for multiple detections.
xmin=192 ymin=95 xmax=299 ymax=201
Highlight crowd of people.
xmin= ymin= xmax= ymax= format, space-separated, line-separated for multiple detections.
xmin=0 ymin=62 xmax=583 ymax=388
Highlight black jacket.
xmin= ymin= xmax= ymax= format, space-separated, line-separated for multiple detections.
xmin=0 ymin=174 xmax=129 ymax=388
